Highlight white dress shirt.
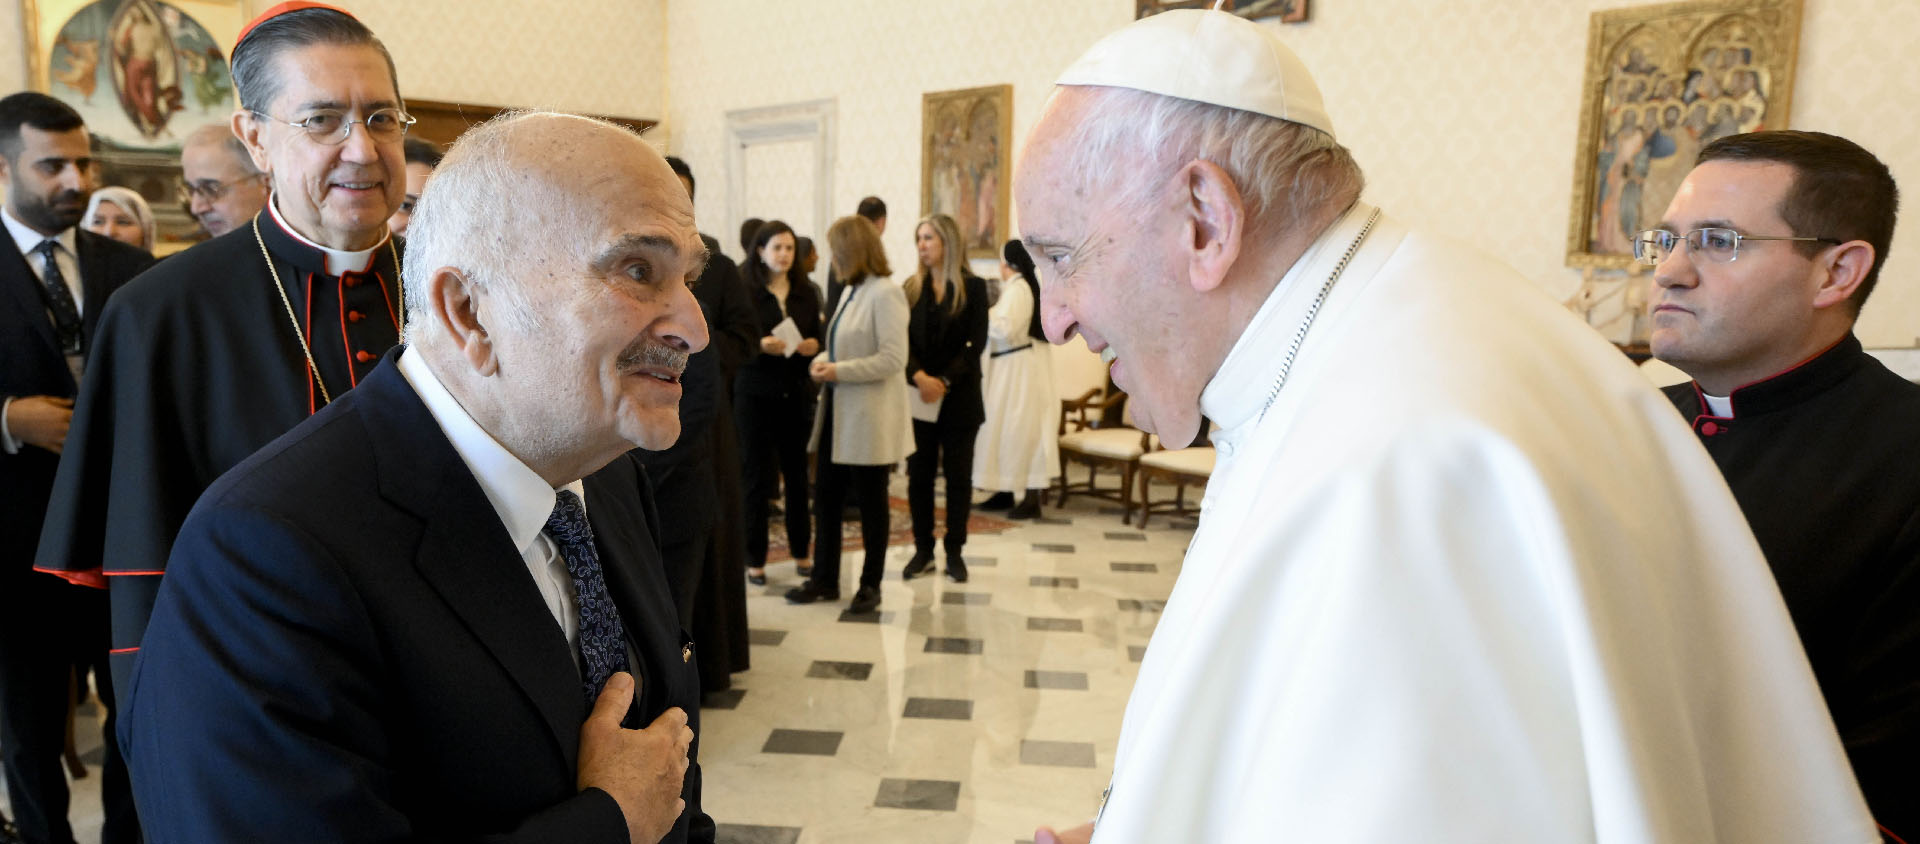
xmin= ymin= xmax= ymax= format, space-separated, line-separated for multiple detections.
xmin=396 ymin=347 xmax=583 ymax=662
xmin=2 ymin=206 xmax=84 ymax=454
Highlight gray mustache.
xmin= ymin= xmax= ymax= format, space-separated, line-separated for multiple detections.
xmin=618 ymin=340 xmax=688 ymax=376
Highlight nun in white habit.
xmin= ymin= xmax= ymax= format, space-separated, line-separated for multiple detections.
xmin=972 ymin=239 xmax=1059 ymax=517
xmin=1017 ymin=9 xmax=1876 ymax=844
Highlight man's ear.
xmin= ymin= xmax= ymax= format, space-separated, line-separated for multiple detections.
xmin=229 ymin=110 xmax=274 ymax=176
xmin=1812 ymin=240 xmax=1874 ymax=311
xmin=427 ymin=267 xmax=498 ymax=376
xmin=1180 ymin=159 xmax=1243 ymax=294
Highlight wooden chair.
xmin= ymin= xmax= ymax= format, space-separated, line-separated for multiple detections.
xmin=1134 ymin=444 xmax=1215 ymax=528
xmin=1056 ymin=387 xmax=1151 ymax=522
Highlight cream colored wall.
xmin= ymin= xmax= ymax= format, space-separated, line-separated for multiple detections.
xmin=2 ymin=3 xmax=27 ymax=94
xmin=665 ymin=0 xmax=1920 ymax=403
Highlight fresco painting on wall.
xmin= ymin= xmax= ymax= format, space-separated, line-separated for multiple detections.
xmin=23 ymin=0 xmax=247 ymax=248
xmin=1566 ymin=0 xmax=1803 ymax=269
xmin=921 ymin=84 xmax=1011 ymax=261
xmin=1136 ymin=0 xmax=1308 ymax=23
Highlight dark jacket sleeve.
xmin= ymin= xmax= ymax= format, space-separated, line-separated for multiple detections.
xmin=941 ymin=275 xmax=990 ymax=384
xmin=124 ymin=504 xmax=631 ymax=844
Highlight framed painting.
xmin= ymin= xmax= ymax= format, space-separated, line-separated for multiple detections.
xmin=1136 ymin=0 xmax=1309 ymax=23
xmin=23 ymin=0 xmax=251 ymax=249
xmin=1565 ymin=0 xmax=1802 ymax=269
xmin=921 ymin=84 xmax=1011 ymax=261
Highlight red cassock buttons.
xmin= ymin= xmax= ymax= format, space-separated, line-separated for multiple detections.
xmin=355 ymin=350 xmax=375 ymax=363
xmin=348 ymin=310 xmax=365 ymax=323
xmin=1701 ymin=421 xmax=1720 ymax=436
xmin=344 ymin=275 xmax=362 ymax=288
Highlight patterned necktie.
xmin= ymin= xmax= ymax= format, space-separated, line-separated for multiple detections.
xmin=34 ymin=240 xmax=82 ymax=356
xmin=545 ymin=490 xmax=631 ymax=709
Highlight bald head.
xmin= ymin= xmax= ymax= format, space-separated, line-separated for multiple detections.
xmin=180 ymin=123 xmax=268 ymax=236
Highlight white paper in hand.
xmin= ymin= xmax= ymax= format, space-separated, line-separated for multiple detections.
xmin=910 ymin=390 xmax=943 ymax=423
xmin=771 ymin=317 xmax=803 ymax=358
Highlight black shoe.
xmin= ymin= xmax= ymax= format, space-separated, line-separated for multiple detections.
xmin=978 ymin=491 xmax=1016 ymax=511
xmin=945 ymin=555 xmax=969 ymax=583
xmin=902 ymin=551 xmax=936 ymax=580
xmin=785 ymin=581 xmax=840 ymax=604
xmin=848 ymin=586 xmax=882 ymax=614
xmin=1007 ymin=492 xmax=1042 ymax=520
xmin=747 ymin=568 xmax=767 ymax=586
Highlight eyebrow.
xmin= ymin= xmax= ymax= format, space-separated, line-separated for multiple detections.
xmin=292 ymin=99 xmax=401 ymax=113
xmin=590 ymin=234 xmax=709 ymax=281
xmin=1658 ymin=217 xmax=1738 ymax=232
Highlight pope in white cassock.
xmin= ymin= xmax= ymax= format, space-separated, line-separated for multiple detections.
xmin=1018 ymin=10 xmax=1876 ymax=844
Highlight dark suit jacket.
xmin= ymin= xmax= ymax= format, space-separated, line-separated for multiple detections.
xmin=905 ymin=273 xmax=990 ymax=427
xmin=0 ymin=229 xmax=152 ymax=577
xmin=123 ymin=350 xmax=714 ymax=843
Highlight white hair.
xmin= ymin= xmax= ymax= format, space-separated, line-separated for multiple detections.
xmin=84 ymin=186 xmax=155 ymax=251
xmin=1053 ymin=86 xmax=1364 ymax=236
xmin=401 ymin=111 xmax=617 ymax=343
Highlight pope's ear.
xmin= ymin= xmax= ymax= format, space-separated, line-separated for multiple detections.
xmin=1181 ymin=159 xmax=1243 ymax=294
xmin=229 ymin=110 xmax=274 ymax=175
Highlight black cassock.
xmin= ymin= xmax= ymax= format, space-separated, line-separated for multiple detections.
xmin=1665 ymin=333 xmax=1920 ymax=842
xmin=36 ymin=210 xmax=401 ymax=692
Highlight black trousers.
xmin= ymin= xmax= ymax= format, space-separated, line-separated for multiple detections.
xmin=0 ymin=574 xmax=139 ymax=844
xmin=908 ymin=413 xmax=981 ymax=557
xmin=811 ymin=394 xmax=892 ymax=592
xmin=735 ymin=389 xmax=812 ymax=567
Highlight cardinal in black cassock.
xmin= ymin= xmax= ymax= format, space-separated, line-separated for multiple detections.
xmin=35 ymin=203 xmax=401 ymax=692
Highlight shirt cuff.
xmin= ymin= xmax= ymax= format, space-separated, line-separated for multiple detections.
xmin=1 ymin=396 xmax=19 ymax=455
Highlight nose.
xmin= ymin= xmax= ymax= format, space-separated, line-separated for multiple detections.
xmin=338 ymin=122 xmax=379 ymax=164
xmin=190 ymin=192 xmax=213 ymax=217
xmin=662 ymin=281 xmax=710 ymax=355
xmin=63 ymin=162 xmax=92 ymax=193
xmin=1652 ymin=244 xmax=1696 ymax=289
xmin=1038 ymin=282 xmax=1076 ymax=345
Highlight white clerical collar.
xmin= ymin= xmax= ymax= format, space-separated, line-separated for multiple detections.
xmin=2 ymin=205 xmax=76 ymax=261
xmin=268 ymin=195 xmax=383 ymax=276
xmin=1200 ymin=201 xmax=1377 ymax=435
xmin=396 ymin=347 xmax=585 ymax=556
xmin=1702 ymin=392 xmax=1733 ymax=417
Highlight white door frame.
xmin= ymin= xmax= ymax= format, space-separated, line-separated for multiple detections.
xmin=724 ymin=99 xmax=837 ymax=249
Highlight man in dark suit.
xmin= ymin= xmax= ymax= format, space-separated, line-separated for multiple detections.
xmin=122 ymin=111 xmax=715 ymax=842
xmin=0 ymin=91 xmax=153 ymax=844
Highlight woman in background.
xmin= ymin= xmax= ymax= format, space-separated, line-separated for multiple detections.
xmin=736 ymin=221 xmax=820 ymax=585
xmin=788 ymin=215 xmax=910 ymax=614
xmin=83 ymin=186 xmax=155 ymax=253
xmin=901 ymin=214 xmax=989 ymax=583
xmin=973 ymin=239 xmax=1058 ymax=519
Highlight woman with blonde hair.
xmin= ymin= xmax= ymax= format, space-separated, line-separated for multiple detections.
xmin=787 ymin=215 xmax=912 ymax=614
xmin=83 ymin=186 xmax=156 ymax=253
xmin=901 ymin=213 xmax=989 ymax=583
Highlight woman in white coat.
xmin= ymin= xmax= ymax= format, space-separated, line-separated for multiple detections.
xmin=786 ymin=215 xmax=912 ymax=615
xmin=973 ymin=239 xmax=1058 ymax=518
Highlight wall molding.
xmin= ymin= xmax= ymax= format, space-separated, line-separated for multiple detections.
xmin=724 ymin=98 xmax=837 ymax=249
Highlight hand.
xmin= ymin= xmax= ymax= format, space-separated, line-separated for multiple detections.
xmin=810 ymin=359 xmax=837 ymax=383
xmin=1036 ymin=823 xmax=1093 ymax=844
xmin=575 ymin=673 xmax=692 ymax=844
xmin=913 ymin=371 xmax=946 ymax=404
xmin=6 ymin=395 xmax=74 ymax=454
xmin=760 ymin=335 xmax=788 ymax=355
xmin=795 ymin=338 xmax=820 ymax=357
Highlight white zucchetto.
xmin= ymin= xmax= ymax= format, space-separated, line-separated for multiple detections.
xmin=1055 ymin=8 xmax=1335 ymax=140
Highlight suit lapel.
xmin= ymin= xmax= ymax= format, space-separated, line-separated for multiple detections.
xmin=358 ymin=352 xmax=585 ymax=764
xmin=1 ymin=244 xmax=60 ymax=359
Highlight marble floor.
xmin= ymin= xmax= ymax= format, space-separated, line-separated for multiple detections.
xmin=7 ymin=484 xmax=1193 ymax=844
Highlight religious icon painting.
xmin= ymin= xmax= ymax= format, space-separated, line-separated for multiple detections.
xmin=22 ymin=0 xmax=249 ymax=251
xmin=1136 ymin=0 xmax=1309 ymax=23
xmin=921 ymin=84 xmax=1012 ymax=262
xmin=1565 ymin=0 xmax=1803 ymax=269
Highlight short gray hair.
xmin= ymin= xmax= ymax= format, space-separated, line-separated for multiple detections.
xmin=230 ymin=8 xmax=399 ymax=113
xmin=1055 ymin=86 xmax=1364 ymax=236
xmin=185 ymin=123 xmax=260 ymax=175
xmin=401 ymin=111 xmax=622 ymax=343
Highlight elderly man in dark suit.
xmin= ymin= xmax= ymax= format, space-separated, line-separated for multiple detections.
xmin=122 ymin=110 xmax=715 ymax=843
xmin=0 ymin=91 xmax=153 ymax=844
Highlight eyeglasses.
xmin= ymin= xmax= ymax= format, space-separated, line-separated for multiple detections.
xmin=177 ymin=174 xmax=264 ymax=204
xmin=1632 ymin=227 xmax=1840 ymax=266
xmin=251 ymin=107 xmax=416 ymax=145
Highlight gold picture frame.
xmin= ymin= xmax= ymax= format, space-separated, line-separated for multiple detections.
xmin=1565 ymin=0 xmax=1803 ymax=269
xmin=1136 ymin=0 xmax=1309 ymax=22
xmin=22 ymin=0 xmax=251 ymax=249
xmin=921 ymin=84 xmax=1012 ymax=261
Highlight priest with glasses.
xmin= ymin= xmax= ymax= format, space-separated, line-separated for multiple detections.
xmin=36 ymin=2 xmax=417 ymax=694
